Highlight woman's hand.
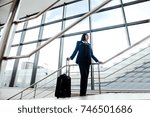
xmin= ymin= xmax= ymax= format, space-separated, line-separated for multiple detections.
xmin=66 ymin=57 xmax=70 ymax=61
xmin=97 ymin=61 xmax=103 ymax=64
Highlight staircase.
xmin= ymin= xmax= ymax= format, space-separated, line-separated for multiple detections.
xmin=5 ymin=35 xmax=150 ymax=100
xmin=98 ymin=35 xmax=150 ymax=92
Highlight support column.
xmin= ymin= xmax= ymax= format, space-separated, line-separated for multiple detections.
xmin=88 ymin=0 xmax=95 ymax=90
xmin=0 ymin=0 xmax=20 ymax=70
xmin=120 ymin=0 xmax=131 ymax=46
xmin=58 ymin=3 xmax=66 ymax=77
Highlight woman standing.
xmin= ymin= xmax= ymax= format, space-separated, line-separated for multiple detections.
xmin=67 ymin=33 xmax=102 ymax=96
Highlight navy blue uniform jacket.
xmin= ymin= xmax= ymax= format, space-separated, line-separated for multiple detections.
xmin=70 ymin=41 xmax=99 ymax=64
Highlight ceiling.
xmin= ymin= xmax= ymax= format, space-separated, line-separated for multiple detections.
xmin=0 ymin=0 xmax=77 ymax=26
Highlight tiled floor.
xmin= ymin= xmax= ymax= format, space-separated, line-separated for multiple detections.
xmin=68 ymin=93 xmax=150 ymax=100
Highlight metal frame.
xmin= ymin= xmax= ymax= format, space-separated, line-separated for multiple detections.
xmin=7 ymin=34 xmax=150 ymax=99
xmin=0 ymin=0 xmax=20 ymax=69
xmin=5 ymin=0 xmax=112 ymax=60
xmin=1 ymin=0 xmax=149 ymax=91
xmin=9 ymin=22 xmax=28 ymax=87
xmin=57 ymin=3 xmax=66 ymax=77
xmin=13 ymin=0 xmax=61 ymax=24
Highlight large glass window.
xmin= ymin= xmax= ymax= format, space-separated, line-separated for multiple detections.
xmin=65 ymin=18 xmax=89 ymax=34
xmin=124 ymin=1 xmax=150 ymax=23
xmin=0 ymin=47 xmax=18 ymax=87
xmin=92 ymin=28 xmax=128 ymax=61
xmin=63 ymin=35 xmax=81 ymax=66
xmin=16 ymin=22 xmax=24 ymax=31
xmin=0 ymin=28 xmax=3 ymax=41
xmin=23 ymin=28 xmax=40 ymax=43
xmin=128 ymin=23 xmax=150 ymax=45
xmin=27 ymin=16 xmax=42 ymax=28
xmin=36 ymin=39 xmax=60 ymax=81
xmin=122 ymin=0 xmax=137 ymax=3
xmin=12 ymin=32 xmax=22 ymax=45
xmin=14 ymin=44 xmax=36 ymax=87
xmin=45 ymin=7 xmax=63 ymax=23
xmin=91 ymin=8 xmax=124 ymax=29
xmin=66 ymin=0 xmax=88 ymax=17
xmin=42 ymin=22 xmax=61 ymax=39
xmin=91 ymin=0 xmax=121 ymax=9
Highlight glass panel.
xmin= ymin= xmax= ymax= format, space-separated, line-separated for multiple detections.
xmin=65 ymin=18 xmax=89 ymax=34
xmin=27 ymin=15 xmax=42 ymax=28
xmin=36 ymin=39 xmax=60 ymax=82
xmin=125 ymin=1 xmax=150 ymax=23
xmin=12 ymin=32 xmax=22 ymax=45
xmin=122 ymin=0 xmax=137 ymax=3
xmin=91 ymin=8 xmax=124 ymax=29
xmin=91 ymin=0 xmax=120 ymax=9
xmin=92 ymin=28 xmax=128 ymax=62
xmin=16 ymin=22 xmax=24 ymax=31
xmin=66 ymin=0 xmax=88 ymax=17
xmin=64 ymin=35 xmax=81 ymax=66
xmin=129 ymin=23 xmax=150 ymax=45
xmin=23 ymin=28 xmax=40 ymax=43
xmin=0 ymin=28 xmax=3 ymax=41
xmin=42 ymin=22 xmax=61 ymax=39
xmin=0 ymin=47 xmax=18 ymax=87
xmin=15 ymin=44 xmax=36 ymax=87
xmin=63 ymin=35 xmax=82 ymax=85
xmin=45 ymin=7 xmax=63 ymax=23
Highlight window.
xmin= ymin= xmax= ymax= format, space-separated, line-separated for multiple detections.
xmin=0 ymin=28 xmax=3 ymax=41
xmin=0 ymin=47 xmax=18 ymax=87
xmin=12 ymin=32 xmax=22 ymax=45
xmin=45 ymin=7 xmax=63 ymax=23
xmin=128 ymin=23 xmax=150 ymax=45
xmin=23 ymin=28 xmax=40 ymax=43
xmin=63 ymin=35 xmax=81 ymax=66
xmin=65 ymin=18 xmax=89 ymax=34
xmin=91 ymin=0 xmax=120 ymax=9
xmin=124 ymin=1 xmax=150 ymax=23
xmin=91 ymin=8 xmax=124 ymax=29
xmin=14 ymin=44 xmax=36 ymax=87
xmin=36 ymin=39 xmax=60 ymax=81
xmin=42 ymin=23 xmax=61 ymax=39
xmin=122 ymin=0 xmax=137 ymax=3
xmin=16 ymin=22 xmax=24 ymax=31
xmin=66 ymin=0 xmax=88 ymax=17
xmin=92 ymin=28 xmax=128 ymax=61
xmin=27 ymin=16 xmax=42 ymax=28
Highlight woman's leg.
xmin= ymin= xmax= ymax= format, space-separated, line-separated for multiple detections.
xmin=79 ymin=64 xmax=90 ymax=96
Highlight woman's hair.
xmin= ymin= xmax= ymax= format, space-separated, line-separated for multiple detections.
xmin=81 ymin=33 xmax=87 ymax=41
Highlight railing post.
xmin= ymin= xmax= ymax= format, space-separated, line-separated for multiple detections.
xmin=91 ymin=64 xmax=95 ymax=90
xmin=98 ymin=63 xmax=101 ymax=94
xmin=33 ymin=84 xmax=37 ymax=99
xmin=20 ymin=92 xmax=23 ymax=100
xmin=66 ymin=60 xmax=70 ymax=76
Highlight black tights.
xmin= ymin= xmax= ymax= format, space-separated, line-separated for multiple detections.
xmin=79 ymin=64 xmax=90 ymax=96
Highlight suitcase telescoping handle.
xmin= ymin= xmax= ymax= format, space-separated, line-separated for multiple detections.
xmin=66 ymin=59 xmax=70 ymax=76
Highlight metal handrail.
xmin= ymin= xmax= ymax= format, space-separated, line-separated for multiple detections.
xmin=13 ymin=0 xmax=61 ymax=24
xmin=103 ymin=35 xmax=150 ymax=64
xmin=7 ymin=65 xmax=66 ymax=100
xmin=5 ymin=0 xmax=112 ymax=60
xmin=7 ymin=37 xmax=150 ymax=99
xmin=7 ymin=62 xmax=101 ymax=100
xmin=0 ymin=1 xmax=13 ymax=8
xmin=6 ymin=0 xmax=150 ymax=99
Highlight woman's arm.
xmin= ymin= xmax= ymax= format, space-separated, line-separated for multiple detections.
xmin=69 ymin=41 xmax=79 ymax=60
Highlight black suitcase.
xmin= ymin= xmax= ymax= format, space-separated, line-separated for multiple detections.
xmin=55 ymin=73 xmax=71 ymax=98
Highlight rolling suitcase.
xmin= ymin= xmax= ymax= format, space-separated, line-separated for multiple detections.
xmin=55 ymin=60 xmax=71 ymax=98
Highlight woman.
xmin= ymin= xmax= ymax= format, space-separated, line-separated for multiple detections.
xmin=67 ymin=33 xmax=102 ymax=96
